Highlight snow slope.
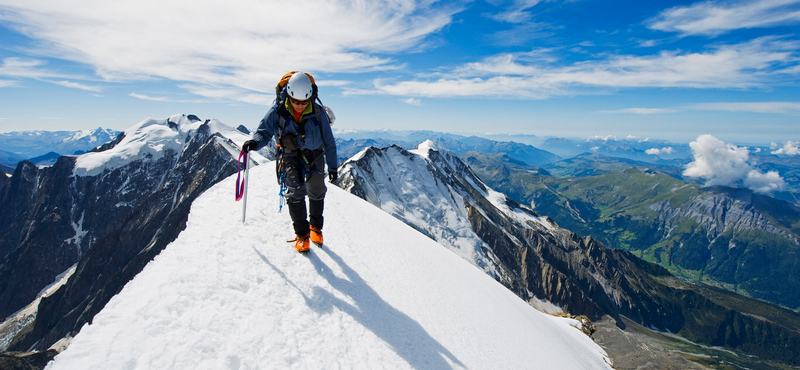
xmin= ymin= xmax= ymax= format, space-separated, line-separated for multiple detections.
xmin=46 ymin=164 xmax=613 ymax=370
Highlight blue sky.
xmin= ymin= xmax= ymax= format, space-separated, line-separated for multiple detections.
xmin=0 ymin=0 xmax=799 ymax=145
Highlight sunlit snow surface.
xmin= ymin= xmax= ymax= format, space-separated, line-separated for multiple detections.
xmin=47 ymin=165 xmax=613 ymax=370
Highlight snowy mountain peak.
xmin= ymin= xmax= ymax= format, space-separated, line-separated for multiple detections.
xmin=72 ymin=114 xmax=250 ymax=177
xmin=0 ymin=127 xmax=120 ymax=160
xmin=45 ymin=164 xmax=613 ymax=369
xmin=337 ymin=143 xmax=556 ymax=292
xmin=410 ymin=139 xmax=443 ymax=157
xmin=65 ymin=127 xmax=116 ymax=143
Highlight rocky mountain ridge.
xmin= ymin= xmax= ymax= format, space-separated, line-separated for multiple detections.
xmin=648 ymin=190 xmax=795 ymax=241
xmin=0 ymin=115 xmax=256 ymax=352
xmin=465 ymin=152 xmax=800 ymax=310
xmin=1 ymin=122 xmax=799 ymax=369
xmin=335 ymin=142 xmax=800 ymax=367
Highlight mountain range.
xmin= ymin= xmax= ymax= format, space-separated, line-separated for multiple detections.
xmin=335 ymin=142 xmax=800 ymax=369
xmin=465 ymin=153 xmax=800 ymax=311
xmin=0 ymin=128 xmax=120 ymax=171
xmin=537 ymin=136 xmax=693 ymax=161
xmin=1 ymin=119 xmax=799 ymax=369
xmin=335 ymin=134 xmax=560 ymax=168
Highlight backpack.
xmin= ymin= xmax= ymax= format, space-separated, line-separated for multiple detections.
xmin=273 ymin=72 xmax=336 ymax=187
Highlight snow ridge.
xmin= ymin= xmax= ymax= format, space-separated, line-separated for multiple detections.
xmin=46 ymin=164 xmax=613 ymax=370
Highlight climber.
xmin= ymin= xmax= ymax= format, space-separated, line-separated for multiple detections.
xmin=242 ymin=71 xmax=338 ymax=253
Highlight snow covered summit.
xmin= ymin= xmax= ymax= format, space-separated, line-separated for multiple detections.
xmin=46 ymin=163 xmax=613 ymax=369
xmin=73 ymin=114 xmax=251 ymax=176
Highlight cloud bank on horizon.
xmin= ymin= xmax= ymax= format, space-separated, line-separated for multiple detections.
xmin=0 ymin=0 xmax=798 ymax=141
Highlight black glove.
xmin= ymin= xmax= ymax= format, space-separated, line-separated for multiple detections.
xmin=328 ymin=170 xmax=338 ymax=182
xmin=242 ymin=140 xmax=258 ymax=152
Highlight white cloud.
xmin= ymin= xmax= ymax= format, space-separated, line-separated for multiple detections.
xmin=646 ymin=147 xmax=675 ymax=155
xmin=683 ymin=134 xmax=785 ymax=193
xmin=588 ymin=135 xmax=616 ymax=141
xmin=488 ymin=0 xmax=543 ymax=23
xmin=771 ymin=140 xmax=800 ymax=154
xmin=744 ymin=169 xmax=786 ymax=192
xmin=316 ymin=80 xmax=352 ymax=87
xmin=0 ymin=57 xmax=58 ymax=79
xmin=689 ymin=101 xmax=800 ymax=113
xmin=0 ymin=0 xmax=460 ymax=104
xmin=636 ymin=39 xmax=661 ymax=47
xmin=0 ymin=57 xmax=102 ymax=91
xmin=647 ymin=0 xmax=800 ymax=37
xmin=3 ymin=0 xmax=798 ymax=105
xmin=0 ymin=57 xmax=44 ymax=70
xmin=177 ymin=85 xmax=273 ymax=105
xmin=358 ymin=36 xmax=800 ymax=98
xmin=601 ymin=108 xmax=679 ymax=115
xmin=53 ymin=80 xmax=102 ymax=92
xmin=402 ymin=97 xmax=422 ymax=105
xmin=0 ymin=80 xmax=16 ymax=87
xmin=129 ymin=93 xmax=176 ymax=102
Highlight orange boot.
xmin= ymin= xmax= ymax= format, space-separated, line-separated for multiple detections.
xmin=310 ymin=226 xmax=323 ymax=246
xmin=291 ymin=234 xmax=310 ymax=253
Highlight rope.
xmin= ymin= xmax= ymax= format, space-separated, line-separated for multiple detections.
xmin=235 ymin=150 xmax=248 ymax=201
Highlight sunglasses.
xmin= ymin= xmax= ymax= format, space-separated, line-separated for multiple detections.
xmin=289 ymin=97 xmax=310 ymax=105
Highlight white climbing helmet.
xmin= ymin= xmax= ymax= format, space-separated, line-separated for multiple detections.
xmin=286 ymin=72 xmax=314 ymax=101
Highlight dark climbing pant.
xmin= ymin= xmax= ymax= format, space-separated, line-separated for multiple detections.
xmin=283 ymin=149 xmax=327 ymax=237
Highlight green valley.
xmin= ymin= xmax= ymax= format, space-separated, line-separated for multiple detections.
xmin=463 ymin=151 xmax=800 ymax=310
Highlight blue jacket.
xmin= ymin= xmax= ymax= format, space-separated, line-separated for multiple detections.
xmin=251 ymin=101 xmax=338 ymax=171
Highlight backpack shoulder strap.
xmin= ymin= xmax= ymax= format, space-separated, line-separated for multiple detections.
xmin=313 ymin=103 xmax=327 ymax=145
xmin=277 ymin=115 xmax=286 ymax=140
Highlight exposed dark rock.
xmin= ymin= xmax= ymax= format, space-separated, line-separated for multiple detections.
xmin=2 ymin=120 xmax=244 ymax=353
xmin=0 ymin=350 xmax=58 ymax=370
xmin=0 ymin=157 xmax=80 ymax=320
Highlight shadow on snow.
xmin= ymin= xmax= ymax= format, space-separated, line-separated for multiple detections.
xmin=252 ymin=246 xmax=464 ymax=369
